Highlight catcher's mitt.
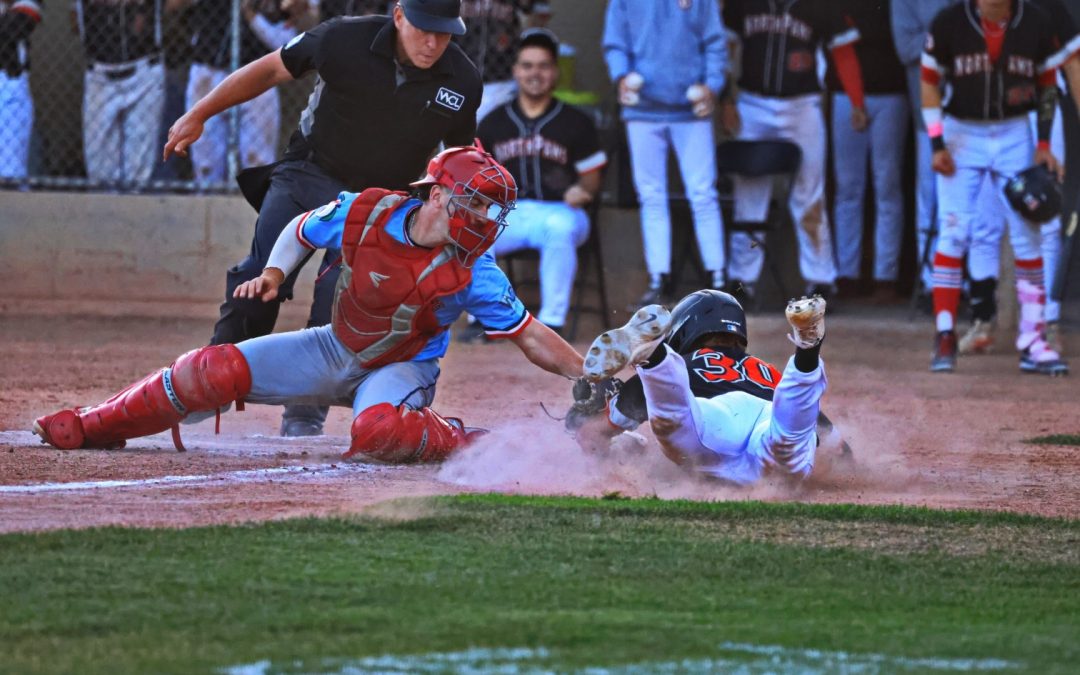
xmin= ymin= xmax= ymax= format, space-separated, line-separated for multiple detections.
xmin=565 ymin=376 xmax=621 ymax=432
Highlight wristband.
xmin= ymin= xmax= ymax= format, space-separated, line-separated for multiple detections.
xmin=931 ymin=136 xmax=946 ymax=152
xmin=1037 ymin=140 xmax=1051 ymax=152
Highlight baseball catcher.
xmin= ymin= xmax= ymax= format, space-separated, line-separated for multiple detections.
xmin=568 ymin=290 xmax=829 ymax=486
xmin=33 ymin=145 xmax=585 ymax=462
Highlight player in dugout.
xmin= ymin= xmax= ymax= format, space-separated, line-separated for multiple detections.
xmin=32 ymin=146 xmax=585 ymax=463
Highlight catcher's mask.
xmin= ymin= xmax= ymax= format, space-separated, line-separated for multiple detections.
xmin=1003 ymin=164 xmax=1062 ymax=224
xmin=666 ymin=289 xmax=748 ymax=353
xmin=411 ymin=144 xmax=517 ymax=267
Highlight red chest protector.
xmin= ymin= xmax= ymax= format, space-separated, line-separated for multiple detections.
xmin=332 ymin=189 xmax=472 ymax=368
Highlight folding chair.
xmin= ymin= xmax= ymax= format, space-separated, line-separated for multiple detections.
xmin=500 ymin=200 xmax=611 ymax=341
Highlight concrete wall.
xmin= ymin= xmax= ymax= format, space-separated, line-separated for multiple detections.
xmin=0 ymin=192 xmax=259 ymax=301
xmin=0 ymin=191 xmax=802 ymax=320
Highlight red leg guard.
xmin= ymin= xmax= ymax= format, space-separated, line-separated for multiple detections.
xmin=33 ymin=345 xmax=252 ymax=450
xmin=344 ymin=403 xmax=482 ymax=463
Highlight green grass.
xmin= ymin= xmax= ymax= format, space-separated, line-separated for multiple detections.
xmin=1026 ymin=433 xmax=1080 ymax=446
xmin=1 ymin=496 xmax=1077 ymax=674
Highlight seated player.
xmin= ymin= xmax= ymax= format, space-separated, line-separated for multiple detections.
xmin=570 ymin=290 xmax=827 ymax=486
xmin=32 ymin=146 xmax=585 ymax=462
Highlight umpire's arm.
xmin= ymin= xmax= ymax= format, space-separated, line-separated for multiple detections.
xmin=164 ymin=51 xmax=294 ymax=160
xmin=509 ymin=321 xmax=585 ymax=379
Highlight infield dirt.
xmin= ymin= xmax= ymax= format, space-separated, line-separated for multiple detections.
xmin=1 ymin=298 xmax=1077 ymax=532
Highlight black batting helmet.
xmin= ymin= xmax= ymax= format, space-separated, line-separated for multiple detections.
xmin=666 ymin=290 xmax=748 ymax=353
xmin=1003 ymin=164 xmax=1062 ymax=224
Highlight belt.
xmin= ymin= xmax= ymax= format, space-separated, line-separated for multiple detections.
xmin=90 ymin=54 xmax=161 ymax=81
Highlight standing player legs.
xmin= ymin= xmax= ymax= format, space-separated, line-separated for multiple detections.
xmin=830 ymin=92 xmax=871 ymax=281
xmin=670 ymin=118 xmax=724 ymax=284
xmin=83 ymin=70 xmax=123 ymax=183
xmin=783 ymin=95 xmax=836 ymax=289
xmin=239 ymin=86 xmax=281 ymax=170
xmin=867 ymin=94 xmax=909 ymax=283
xmin=186 ymin=64 xmax=229 ymax=186
xmin=907 ymin=70 xmax=938 ymax=293
xmin=0 ymin=73 xmax=33 ymax=178
xmin=626 ymin=120 xmax=674 ymax=281
xmin=120 ymin=61 xmax=166 ymax=184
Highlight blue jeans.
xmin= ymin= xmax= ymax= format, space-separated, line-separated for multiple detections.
xmin=831 ymin=93 xmax=909 ymax=281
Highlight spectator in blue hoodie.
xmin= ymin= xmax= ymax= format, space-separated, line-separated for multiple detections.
xmin=603 ymin=0 xmax=727 ymax=308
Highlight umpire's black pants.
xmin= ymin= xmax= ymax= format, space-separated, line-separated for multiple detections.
xmin=211 ymin=159 xmax=346 ymax=430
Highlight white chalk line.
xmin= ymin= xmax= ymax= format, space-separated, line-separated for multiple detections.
xmin=221 ymin=642 xmax=1021 ymax=674
xmin=0 ymin=462 xmax=390 ymax=495
xmin=0 ymin=429 xmax=348 ymax=459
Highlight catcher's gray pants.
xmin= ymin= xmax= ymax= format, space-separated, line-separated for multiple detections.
xmin=236 ymin=324 xmax=440 ymax=418
xmin=638 ymin=345 xmax=825 ymax=485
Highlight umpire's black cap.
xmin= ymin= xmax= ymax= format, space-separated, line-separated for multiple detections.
xmin=399 ymin=0 xmax=466 ymax=36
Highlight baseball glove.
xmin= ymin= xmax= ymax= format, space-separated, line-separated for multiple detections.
xmin=565 ymin=376 xmax=621 ymax=432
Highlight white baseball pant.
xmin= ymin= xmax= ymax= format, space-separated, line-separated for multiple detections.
xmin=637 ymin=344 xmax=826 ymax=486
xmin=185 ymin=62 xmax=281 ymax=186
xmin=492 ymin=198 xmax=590 ymax=328
xmin=82 ymin=56 xmax=165 ymax=184
xmin=625 ymin=118 xmax=724 ymax=279
xmin=0 ymin=71 xmax=33 ymax=178
xmin=731 ymin=92 xmax=836 ymax=287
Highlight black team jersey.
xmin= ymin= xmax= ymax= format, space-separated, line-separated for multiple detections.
xmin=922 ymin=0 xmax=1071 ymax=120
xmin=613 ymin=346 xmax=782 ymax=427
xmin=477 ymin=98 xmax=606 ymax=201
xmin=723 ymin=0 xmax=859 ymax=98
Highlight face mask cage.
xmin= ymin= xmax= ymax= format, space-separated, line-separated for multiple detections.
xmin=445 ymin=166 xmax=516 ymax=267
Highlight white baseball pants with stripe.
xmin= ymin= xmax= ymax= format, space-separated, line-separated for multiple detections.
xmin=637 ymin=345 xmax=825 ymax=486
xmin=730 ymin=91 xmax=836 ymax=287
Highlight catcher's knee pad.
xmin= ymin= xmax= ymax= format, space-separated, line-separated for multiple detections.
xmin=344 ymin=403 xmax=479 ymax=464
xmin=34 ymin=345 xmax=251 ymax=450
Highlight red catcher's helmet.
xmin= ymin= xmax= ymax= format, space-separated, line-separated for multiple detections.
xmin=411 ymin=144 xmax=517 ymax=267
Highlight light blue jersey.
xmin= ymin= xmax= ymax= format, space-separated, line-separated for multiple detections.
xmin=296 ymin=192 xmax=531 ymax=361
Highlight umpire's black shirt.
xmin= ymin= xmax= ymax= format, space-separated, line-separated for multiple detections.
xmin=280 ymin=15 xmax=482 ymax=191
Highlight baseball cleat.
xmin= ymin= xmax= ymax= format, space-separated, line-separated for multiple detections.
xmin=32 ymin=409 xmax=87 ymax=450
xmin=1044 ymin=321 xmax=1063 ymax=356
xmin=1019 ymin=340 xmax=1069 ymax=376
xmin=958 ymin=319 xmax=994 ymax=354
xmin=930 ymin=330 xmax=958 ymax=373
xmin=784 ymin=294 xmax=826 ymax=349
xmin=583 ymin=304 xmax=672 ymax=380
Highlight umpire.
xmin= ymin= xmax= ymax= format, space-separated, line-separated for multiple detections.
xmin=163 ymin=0 xmax=481 ymax=436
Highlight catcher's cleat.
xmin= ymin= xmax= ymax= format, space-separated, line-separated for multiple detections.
xmin=930 ymin=330 xmax=958 ymax=373
xmin=958 ymin=319 xmax=994 ymax=354
xmin=583 ymin=304 xmax=672 ymax=380
xmin=784 ymin=294 xmax=826 ymax=349
xmin=1019 ymin=339 xmax=1069 ymax=376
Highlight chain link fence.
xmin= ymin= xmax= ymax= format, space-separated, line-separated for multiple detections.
xmin=2 ymin=0 xmax=548 ymax=193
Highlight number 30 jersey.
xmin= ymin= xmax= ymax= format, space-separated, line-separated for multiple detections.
xmin=609 ymin=346 xmax=782 ymax=430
